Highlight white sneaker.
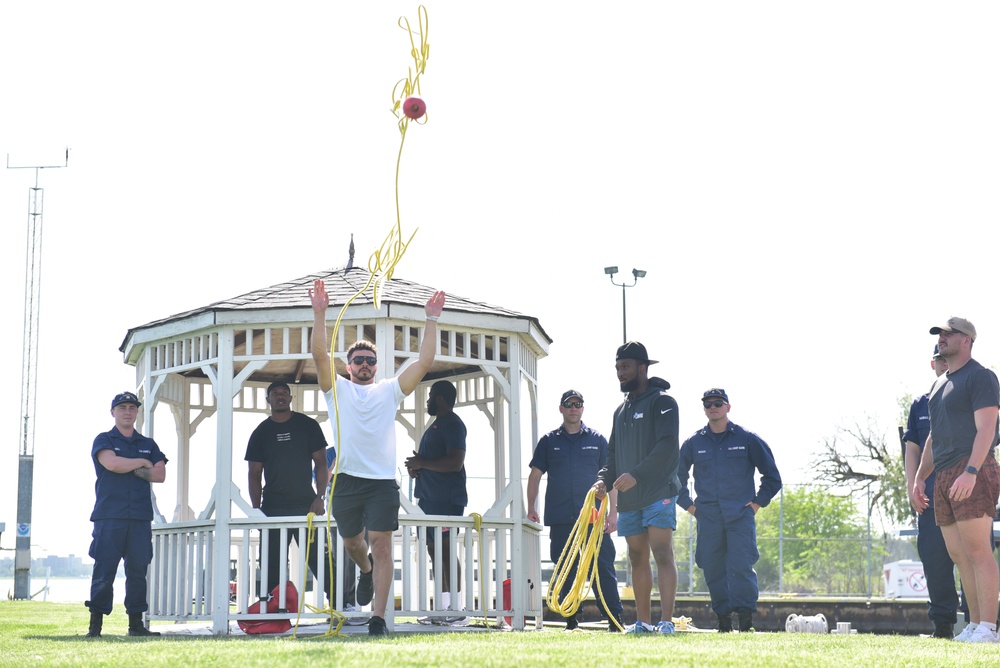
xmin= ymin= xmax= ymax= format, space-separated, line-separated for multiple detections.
xmin=434 ymin=615 xmax=470 ymax=627
xmin=955 ymin=623 xmax=979 ymax=642
xmin=625 ymin=621 xmax=656 ymax=634
xmin=343 ymin=604 xmax=369 ymax=626
xmin=968 ymin=625 xmax=1000 ymax=643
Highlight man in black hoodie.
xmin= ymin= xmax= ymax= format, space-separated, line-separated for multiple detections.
xmin=594 ymin=341 xmax=681 ymax=635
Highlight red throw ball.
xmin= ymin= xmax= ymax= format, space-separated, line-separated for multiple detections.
xmin=403 ymin=96 xmax=426 ymax=120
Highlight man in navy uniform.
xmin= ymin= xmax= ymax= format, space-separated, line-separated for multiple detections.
xmin=86 ymin=391 xmax=167 ymax=638
xmin=678 ymin=388 xmax=781 ymax=633
xmin=405 ymin=380 xmax=469 ymax=626
xmin=528 ymin=389 xmax=624 ymax=631
xmin=904 ymin=346 xmax=960 ymax=639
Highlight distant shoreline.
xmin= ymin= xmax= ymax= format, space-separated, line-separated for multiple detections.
xmin=1 ymin=577 xmax=125 ymax=603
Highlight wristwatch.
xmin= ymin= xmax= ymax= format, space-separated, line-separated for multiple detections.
xmin=965 ymin=465 xmax=979 ymax=475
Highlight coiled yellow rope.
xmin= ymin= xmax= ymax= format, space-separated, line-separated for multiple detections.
xmin=546 ymin=489 xmax=623 ymax=632
xmin=546 ymin=491 xmax=696 ymax=633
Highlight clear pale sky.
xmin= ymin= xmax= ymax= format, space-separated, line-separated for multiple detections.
xmin=2 ymin=2 xmax=999 ymax=558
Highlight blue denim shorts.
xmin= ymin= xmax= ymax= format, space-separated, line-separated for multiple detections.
xmin=617 ymin=496 xmax=678 ymax=537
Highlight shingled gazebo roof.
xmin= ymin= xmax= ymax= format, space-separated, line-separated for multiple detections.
xmin=127 ymin=267 xmax=540 ymax=335
xmin=119 ymin=266 xmax=552 ymax=382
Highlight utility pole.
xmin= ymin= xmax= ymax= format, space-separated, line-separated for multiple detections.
xmin=7 ymin=149 xmax=69 ymax=600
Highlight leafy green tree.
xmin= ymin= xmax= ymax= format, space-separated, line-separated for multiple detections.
xmin=756 ymin=486 xmax=881 ymax=594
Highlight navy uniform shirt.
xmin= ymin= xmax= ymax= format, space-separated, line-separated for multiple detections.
xmin=414 ymin=411 xmax=468 ymax=509
xmin=91 ymin=426 xmax=168 ymax=522
xmin=903 ymin=392 xmax=937 ymax=498
xmin=529 ymin=423 xmax=607 ymax=526
xmin=677 ymin=421 xmax=781 ymax=521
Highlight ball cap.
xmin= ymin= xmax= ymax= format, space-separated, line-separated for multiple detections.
xmin=111 ymin=391 xmax=141 ymax=409
xmin=560 ymin=389 xmax=584 ymax=404
xmin=929 ymin=317 xmax=977 ymax=342
xmin=616 ymin=341 xmax=658 ymax=365
xmin=932 ymin=344 xmax=943 ymax=360
xmin=266 ymin=381 xmax=291 ymax=395
xmin=702 ymin=388 xmax=729 ymax=403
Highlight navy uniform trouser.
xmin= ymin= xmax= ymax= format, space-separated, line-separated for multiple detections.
xmin=694 ymin=503 xmax=759 ymax=616
xmin=549 ymin=523 xmax=624 ymax=619
xmin=917 ymin=505 xmax=959 ymax=624
xmin=86 ymin=519 xmax=153 ymax=615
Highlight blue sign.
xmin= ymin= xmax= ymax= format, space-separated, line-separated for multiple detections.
xmin=16 ymin=523 xmax=30 ymax=538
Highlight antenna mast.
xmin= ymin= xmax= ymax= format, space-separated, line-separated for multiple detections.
xmin=6 ymin=148 xmax=69 ymax=600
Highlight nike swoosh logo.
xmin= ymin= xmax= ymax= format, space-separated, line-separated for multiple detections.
xmin=661 ymin=408 xmax=673 ymax=414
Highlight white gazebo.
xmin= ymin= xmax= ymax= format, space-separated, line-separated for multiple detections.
xmin=119 ymin=265 xmax=551 ymax=634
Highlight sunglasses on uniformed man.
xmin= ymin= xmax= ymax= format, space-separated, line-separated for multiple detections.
xmin=703 ymin=400 xmax=726 ymax=408
xmin=351 ymin=355 xmax=377 ymax=366
xmin=562 ymin=401 xmax=584 ymax=409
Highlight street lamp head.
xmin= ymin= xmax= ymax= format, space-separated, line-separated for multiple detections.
xmin=604 ymin=266 xmax=619 ymax=276
xmin=632 ymin=268 xmax=647 ymax=279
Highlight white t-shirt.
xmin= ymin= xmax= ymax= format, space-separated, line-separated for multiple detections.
xmin=323 ymin=375 xmax=404 ymax=480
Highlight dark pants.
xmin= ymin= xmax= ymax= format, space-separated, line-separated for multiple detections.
xmin=549 ymin=523 xmax=624 ymax=619
xmin=694 ymin=504 xmax=759 ymax=616
xmin=86 ymin=519 xmax=152 ymax=615
xmin=420 ymin=501 xmax=465 ymax=597
xmin=261 ymin=526 xmax=355 ymax=606
xmin=917 ymin=503 xmax=960 ymax=624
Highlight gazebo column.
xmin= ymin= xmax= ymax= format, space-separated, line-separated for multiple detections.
xmin=172 ymin=378 xmax=217 ymax=522
xmin=138 ymin=350 xmax=167 ymax=524
xmin=507 ymin=341 xmax=527 ymax=630
xmin=481 ymin=371 xmax=509 ymax=503
xmin=169 ymin=396 xmax=193 ymax=523
xmin=210 ymin=330 xmax=236 ymax=634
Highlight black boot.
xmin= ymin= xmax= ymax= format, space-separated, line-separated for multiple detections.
xmin=86 ymin=611 xmax=103 ymax=638
xmin=127 ymin=612 xmax=161 ymax=637
xmin=564 ymin=614 xmax=579 ymax=632
xmin=718 ymin=613 xmax=733 ymax=633
xmin=607 ymin=612 xmax=624 ymax=633
xmin=737 ymin=610 xmax=754 ymax=633
xmin=932 ymin=621 xmax=954 ymax=639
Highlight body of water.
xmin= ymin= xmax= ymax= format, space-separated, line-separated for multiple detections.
xmin=1 ymin=577 xmax=125 ymax=604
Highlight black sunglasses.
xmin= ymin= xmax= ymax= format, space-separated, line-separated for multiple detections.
xmin=350 ymin=355 xmax=377 ymax=366
xmin=561 ymin=401 xmax=584 ymax=409
xmin=703 ymin=400 xmax=726 ymax=408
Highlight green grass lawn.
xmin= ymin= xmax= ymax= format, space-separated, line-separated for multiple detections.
xmin=2 ymin=601 xmax=999 ymax=667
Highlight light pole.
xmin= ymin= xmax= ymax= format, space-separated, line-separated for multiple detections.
xmin=604 ymin=266 xmax=646 ymax=343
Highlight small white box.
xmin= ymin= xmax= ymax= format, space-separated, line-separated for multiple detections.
xmin=883 ymin=560 xmax=927 ymax=598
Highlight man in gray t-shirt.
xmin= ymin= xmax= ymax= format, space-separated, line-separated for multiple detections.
xmin=913 ymin=317 xmax=1000 ymax=643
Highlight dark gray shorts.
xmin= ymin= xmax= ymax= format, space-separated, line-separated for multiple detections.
xmin=329 ymin=473 xmax=400 ymax=537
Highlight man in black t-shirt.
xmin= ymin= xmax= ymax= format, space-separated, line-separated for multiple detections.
xmin=246 ymin=381 xmax=333 ymax=605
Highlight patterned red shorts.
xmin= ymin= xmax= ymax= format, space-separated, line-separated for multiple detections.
xmin=934 ymin=455 xmax=1000 ymax=526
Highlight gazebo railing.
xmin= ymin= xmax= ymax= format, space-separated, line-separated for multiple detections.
xmin=148 ymin=513 xmax=542 ymax=631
